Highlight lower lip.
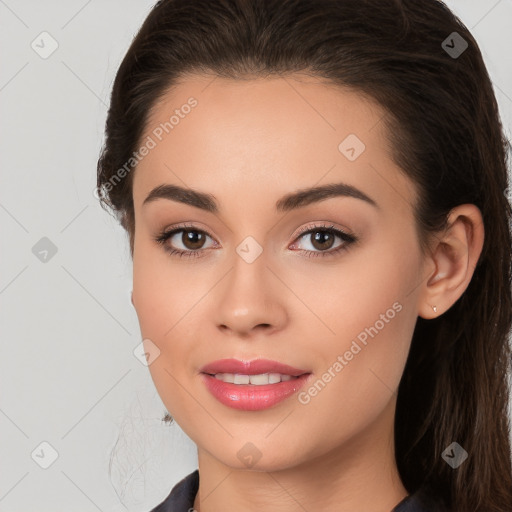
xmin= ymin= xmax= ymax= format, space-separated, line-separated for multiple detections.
xmin=200 ymin=373 xmax=312 ymax=411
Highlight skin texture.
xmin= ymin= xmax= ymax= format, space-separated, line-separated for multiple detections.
xmin=130 ymin=74 xmax=484 ymax=512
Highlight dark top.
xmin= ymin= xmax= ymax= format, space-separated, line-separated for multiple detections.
xmin=149 ymin=470 xmax=446 ymax=511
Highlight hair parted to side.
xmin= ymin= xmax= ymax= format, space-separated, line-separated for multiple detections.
xmin=97 ymin=1 xmax=512 ymax=510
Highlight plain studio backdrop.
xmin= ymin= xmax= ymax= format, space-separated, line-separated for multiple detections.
xmin=0 ymin=1 xmax=511 ymax=511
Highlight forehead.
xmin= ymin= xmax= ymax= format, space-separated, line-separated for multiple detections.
xmin=144 ymin=73 xmax=386 ymax=147
xmin=132 ymin=73 xmax=414 ymax=216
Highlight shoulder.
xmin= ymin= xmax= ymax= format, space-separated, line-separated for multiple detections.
xmin=392 ymin=487 xmax=449 ymax=512
xmin=149 ymin=469 xmax=199 ymax=512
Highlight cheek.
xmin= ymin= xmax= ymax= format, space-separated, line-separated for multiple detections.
xmin=297 ymin=236 xmax=422 ymax=426
xmin=132 ymin=246 xmax=204 ymax=420
xmin=131 ymin=240 xmax=216 ymax=381
xmin=132 ymin=238 xmax=203 ymax=339
xmin=132 ymin=250 xmax=168 ymax=339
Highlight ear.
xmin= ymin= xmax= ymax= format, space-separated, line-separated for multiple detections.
xmin=418 ymin=204 xmax=484 ymax=319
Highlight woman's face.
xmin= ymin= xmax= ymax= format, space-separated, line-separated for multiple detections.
xmin=131 ymin=74 xmax=428 ymax=471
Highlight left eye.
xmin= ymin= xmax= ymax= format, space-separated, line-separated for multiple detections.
xmin=291 ymin=226 xmax=356 ymax=255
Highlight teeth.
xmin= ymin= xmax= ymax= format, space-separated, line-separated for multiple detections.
xmin=234 ymin=374 xmax=249 ymax=385
xmin=213 ymin=372 xmax=298 ymax=385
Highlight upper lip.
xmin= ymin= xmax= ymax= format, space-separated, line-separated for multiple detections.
xmin=200 ymin=358 xmax=310 ymax=376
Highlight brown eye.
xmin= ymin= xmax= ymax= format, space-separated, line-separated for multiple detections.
xmin=309 ymin=231 xmax=336 ymax=251
xmin=291 ymin=225 xmax=357 ymax=258
xmin=155 ymin=226 xmax=216 ymax=258
xmin=181 ymin=230 xmax=207 ymax=250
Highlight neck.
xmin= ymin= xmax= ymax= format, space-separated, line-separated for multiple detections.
xmin=193 ymin=399 xmax=408 ymax=512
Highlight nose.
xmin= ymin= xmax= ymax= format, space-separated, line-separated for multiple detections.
xmin=214 ymin=255 xmax=288 ymax=338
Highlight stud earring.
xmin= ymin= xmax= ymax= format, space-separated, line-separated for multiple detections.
xmin=432 ymin=305 xmax=437 ymax=313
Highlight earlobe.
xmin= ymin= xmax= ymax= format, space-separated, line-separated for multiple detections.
xmin=418 ymin=204 xmax=484 ymax=319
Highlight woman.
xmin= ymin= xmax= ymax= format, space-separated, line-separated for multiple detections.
xmin=96 ymin=0 xmax=512 ymax=510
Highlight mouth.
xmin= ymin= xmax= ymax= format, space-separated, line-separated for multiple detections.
xmin=199 ymin=357 xmax=310 ymax=377
xmin=199 ymin=358 xmax=312 ymax=411
xmin=203 ymin=372 xmax=304 ymax=385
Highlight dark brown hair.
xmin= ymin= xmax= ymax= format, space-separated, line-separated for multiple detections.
xmin=97 ymin=1 xmax=512 ymax=510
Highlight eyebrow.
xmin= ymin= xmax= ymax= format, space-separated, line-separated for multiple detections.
xmin=142 ymin=182 xmax=378 ymax=212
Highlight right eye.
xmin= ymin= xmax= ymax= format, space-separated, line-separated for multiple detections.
xmin=155 ymin=225 xmax=217 ymax=258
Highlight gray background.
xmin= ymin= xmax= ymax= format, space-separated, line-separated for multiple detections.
xmin=0 ymin=1 xmax=511 ymax=511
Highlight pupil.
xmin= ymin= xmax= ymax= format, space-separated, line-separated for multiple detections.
xmin=313 ymin=231 xmax=334 ymax=250
xmin=184 ymin=230 xmax=204 ymax=249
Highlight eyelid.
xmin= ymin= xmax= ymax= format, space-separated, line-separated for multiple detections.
xmin=292 ymin=222 xmax=354 ymax=240
xmin=155 ymin=222 xmax=217 ymax=246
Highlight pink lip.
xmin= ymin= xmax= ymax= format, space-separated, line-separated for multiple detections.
xmin=200 ymin=358 xmax=309 ymax=376
xmin=199 ymin=358 xmax=312 ymax=411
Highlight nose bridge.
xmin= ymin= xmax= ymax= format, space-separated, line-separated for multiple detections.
xmin=214 ymin=240 xmax=286 ymax=335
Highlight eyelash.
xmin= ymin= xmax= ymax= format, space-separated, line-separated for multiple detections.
xmin=154 ymin=222 xmax=357 ymax=259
